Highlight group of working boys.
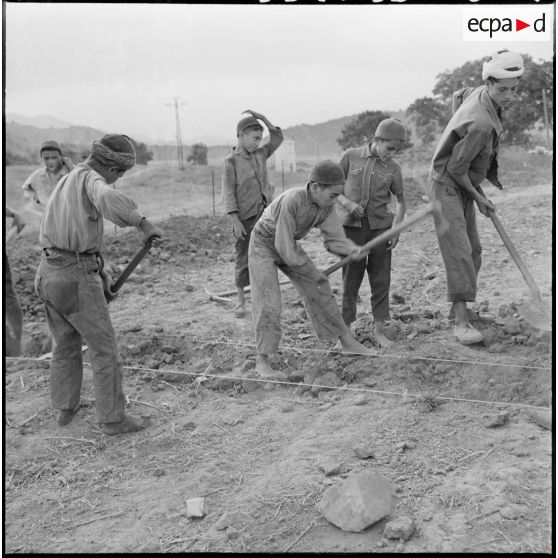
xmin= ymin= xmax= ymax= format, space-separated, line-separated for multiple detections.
xmin=5 ymin=50 xmax=529 ymax=436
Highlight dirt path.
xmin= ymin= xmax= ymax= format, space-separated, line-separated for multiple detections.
xmin=4 ymin=175 xmax=552 ymax=553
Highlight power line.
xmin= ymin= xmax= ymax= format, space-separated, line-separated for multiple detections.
xmin=165 ymin=97 xmax=187 ymax=170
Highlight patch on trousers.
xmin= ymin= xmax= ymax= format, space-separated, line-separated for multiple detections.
xmin=39 ymin=278 xmax=80 ymax=315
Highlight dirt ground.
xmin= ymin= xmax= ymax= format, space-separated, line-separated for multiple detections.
xmin=4 ymin=150 xmax=553 ymax=553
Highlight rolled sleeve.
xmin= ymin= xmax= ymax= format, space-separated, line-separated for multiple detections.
xmin=85 ymin=178 xmax=143 ymax=228
xmin=446 ymin=128 xmax=491 ymax=177
xmin=264 ymin=127 xmax=284 ymax=159
xmin=222 ymin=159 xmax=239 ymax=214
xmin=274 ymin=200 xmax=309 ymax=267
xmin=318 ymin=211 xmax=357 ymax=256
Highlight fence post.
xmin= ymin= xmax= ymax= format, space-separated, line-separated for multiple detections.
xmin=211 ymin=170 xmax=216 ymax=216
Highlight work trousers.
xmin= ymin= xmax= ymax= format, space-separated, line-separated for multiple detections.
xmin=234 ymin=214 xmax=260 ymax=289
xmin=431 ymin=180 xmax=481 ymax=302
xmin=5 ymin=252 xmax=23 ymax=357
xmin=35 ymin=250 xmax=126 ymax=424
xmin=341 ymin=217 xmax=392 ymax=326
xmin=248 ymin=229 xmax=350 ymax=355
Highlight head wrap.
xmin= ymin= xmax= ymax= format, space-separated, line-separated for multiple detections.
xmin=40 ymin=140 xmax=62 ymax=156
xmin=90 ymin=135 xmax=136 ymax=170
xmin=482 ymin=51 xmax=525 ymax=81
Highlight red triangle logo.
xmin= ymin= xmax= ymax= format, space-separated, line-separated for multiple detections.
xmin=516 ymin=19 xmax=530 ymax=31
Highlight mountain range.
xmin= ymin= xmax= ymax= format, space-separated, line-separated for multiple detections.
xmin=5 ymin=110 xmax=406 ymax=164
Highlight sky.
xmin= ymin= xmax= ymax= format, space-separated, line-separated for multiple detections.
xmin=5 ymin=2 xmax=555 ymax=144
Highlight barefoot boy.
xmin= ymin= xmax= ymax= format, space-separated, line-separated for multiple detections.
xmin=36 ymin=134 xmax=164 ymax=435
xmin=223 ymin=109 xmax=283 ymax=317
xmin=336 ymin=118 xmax=407 ymax=347
xmin=248 ymin=160 xmax=374 ymax=379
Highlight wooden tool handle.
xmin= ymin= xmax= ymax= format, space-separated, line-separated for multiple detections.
xmin=324 ymin=201 xmax=440 ymax=276
xmin=110 ymin=235 xmax=156 ymax=294
xmin=489 ymin=211 xmax=543 ymax=302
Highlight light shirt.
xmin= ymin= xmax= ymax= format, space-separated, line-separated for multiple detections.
xmin=22 ymin=157 xmax=74 ymax=208
xmin=40 ymin=163 xmax=144 ymax=253
xmin=254 ymin=184 xmax=357 ymax=267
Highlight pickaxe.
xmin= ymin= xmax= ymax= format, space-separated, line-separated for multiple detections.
xmin=98 ymin=235 xmax=157 ymax=303
xmin=323 ymin=199 xmax=447 ymax=275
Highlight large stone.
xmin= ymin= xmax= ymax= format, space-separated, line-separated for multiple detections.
xmin=383 ymin=517 xmax=415 ymax=540
xmin=319 ymin=470 xmax=395 ymax=532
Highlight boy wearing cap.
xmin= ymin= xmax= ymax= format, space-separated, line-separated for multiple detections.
xmin=223 ymin=109 xmax=283 ymax=317
xmin=336 ymin=118 xmax=407 ymax=348
xmin=36 ymin=134 xmax=164 ymax=435
xmin=22 ymin=140 xmax=74 ymax=214
xmin=248 ymin=160 xmax=374 ymax=379
xmin=428 ymin=50 xmax=524 ymax=345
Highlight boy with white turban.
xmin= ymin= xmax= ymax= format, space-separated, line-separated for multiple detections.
xmin=36 ymin=134 xmax=164 ymax=435
xmin=428 ymin=50 xmax=524 ymax=345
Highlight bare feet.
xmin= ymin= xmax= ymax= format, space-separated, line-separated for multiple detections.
xmin=255 ymin=354 xmax=279 ymax=379
xmin=233 ymin=303 xmax=246 ymax=318
xmin=339 ymin=333 xmax=377 ymax=355
xmin=235 ymin=287 xmax=246 ymax=317
xmin=374 ymin=321 xmax=397 ymax=348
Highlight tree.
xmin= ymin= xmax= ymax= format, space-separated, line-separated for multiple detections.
xmin=337 ymin=110 xmax=391 ymax=150
xmin=432 ymin=53 xmax=554 ymax=144
xmin=187 ymin=143 xmax=208 ymax=165
xmin=406 ymin=97 xmax=450 ymax=145
xmin=129 ymin=138 xmax=154 ymax=165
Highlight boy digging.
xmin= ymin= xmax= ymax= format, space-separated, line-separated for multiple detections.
xmin=428 ymin=50 xmax=524 ymax=345
xmin=223 ymin=109 xmax=283 ymax=317
xmin=36 ymin=134 xmax=163 ymax=435
xmin=337 ymin=118 xmax=407 ymax=347
xmin=248 ymin=160 xmax=375 ymax=379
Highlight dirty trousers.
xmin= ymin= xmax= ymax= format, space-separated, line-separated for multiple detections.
xmin=341 ymin=217 xmax=392 ymax=326
xmin=248 ymin=229 xmax=350 ymax=355
xmin=234 ymin=214 xmax=259 ymax=289
xmin=431 ymin=181 xmax=481 ymax=302
xmin=35 ymin=251 xmax=126 ymax=424
xmin=5 ymin=252 xmax=23 ymax=357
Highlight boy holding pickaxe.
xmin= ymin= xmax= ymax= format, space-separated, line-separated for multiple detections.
xmin=36 ymin=134 xmax=163 ymax=435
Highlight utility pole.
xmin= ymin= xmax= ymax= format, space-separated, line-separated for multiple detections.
xmin=541 ymin=88 xmax=551 ymax=150
xmin=166 ymin=97 xmax=186 ymax=170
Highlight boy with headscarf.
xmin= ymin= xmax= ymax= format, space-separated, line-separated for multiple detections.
xmin=22 ymin=140 xmax=74 ymax=215
xmin=428 ymin=50 xmax=524 ymax=345
xmin=36 ymin=134 xmax=164 ymax=435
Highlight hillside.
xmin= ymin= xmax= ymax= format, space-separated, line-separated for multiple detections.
xmin=6 ymin=109 xmax=408 ymax=165
xmin=5 ymin=122 xmax=109 ymax=165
